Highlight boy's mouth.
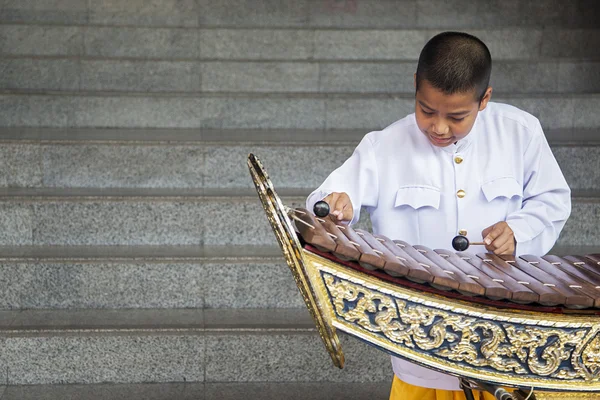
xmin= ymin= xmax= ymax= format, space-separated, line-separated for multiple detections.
xmin=429 ymin=134 xmax=454 ymax=145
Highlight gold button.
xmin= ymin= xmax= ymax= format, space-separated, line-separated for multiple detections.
xmin=454 ymin=156 xmax=463 ymax=164
xmin=457 ymin=190 xmax=466 ymax=198
xmin=458 ymin=229 xmax=467 ymax=236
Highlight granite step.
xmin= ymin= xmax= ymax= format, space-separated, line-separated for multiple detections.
xmin=0 ymin=127 xmax=597 ymax=145
xmin=1 ymin=25 xmax=599 ymax=61
xmin=1 ymin=0 xmax=597 ymax=29
xmin=0 ymin=245 xmax=301 ymax=310
xmin=1 ymin=92 xmax=598 ymax=130
xmin=0 ymin=189 xmax=597 ymax=247
xmin=0 ymin=243 xmax=596 ymax=310
xmin=0 ymin=308 xmax=390 ymax=385
xmin=1 ymin=57 xmax=599 ymax=94
xmin=0 ymin=381 xmax=392 ymax=400
xmin=0 ymin=129 xmax=598 ymax=191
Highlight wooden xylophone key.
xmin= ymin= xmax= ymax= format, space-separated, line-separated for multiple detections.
xmin=501 ymin=255 xmax=594 ymax=308
xmin=479 ymin=253 xmax=565 ymax=306
xmin=354 ymin=229 xmax=410 ymax=276
xmin=542 ymin=255 xmax=600 ymax=292
xmin=414 ymin=245 xmax=485 ymax=297
xmin=336 ymin=225 xmax=385 ymax=271
xmin=373 ymin=234 xmax=434 ymax=283
xmin=583 ymin=254 xmax=600 ymax=266
xmin=318 ymin=217 xmax=361 ymax=261
xmin=519 ymin=254 xmax=600 ymax=308
xmin=460 ymin=252 xmax=538 ymax=304
xmin=434 ymin=249 xmax=511 ymax=301
xmin=293 ymin=208 xmax=336 ymax=252
xmin=394 ymin=240 xmax=460 ymax=291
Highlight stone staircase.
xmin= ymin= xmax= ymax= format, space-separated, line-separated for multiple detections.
xmin=0 ymin=1 xmax=599 ymax=399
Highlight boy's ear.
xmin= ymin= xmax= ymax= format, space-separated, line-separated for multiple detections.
xmin=413 ymin=73 xmax=417 ymax=89
xmin=479 ymin=86 xmax=493 ymax=111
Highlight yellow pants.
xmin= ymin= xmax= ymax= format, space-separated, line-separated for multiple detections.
xmin=389 ymin=375 xmax=499 ymax=400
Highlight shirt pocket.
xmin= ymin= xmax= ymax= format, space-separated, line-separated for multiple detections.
xmin=481 ymin=177 xmax=523 ymax=202
xmin=394 ymin=185 xmax=441 ymax=209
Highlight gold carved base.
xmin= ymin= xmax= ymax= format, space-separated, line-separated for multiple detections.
xmin=303 ymin=251 xmax=600 ymax=394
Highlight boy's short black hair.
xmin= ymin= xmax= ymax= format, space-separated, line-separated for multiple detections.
xmin=416 ymin=31 xmax=492 ymax=102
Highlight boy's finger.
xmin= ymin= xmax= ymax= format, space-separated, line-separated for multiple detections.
xmin=490 ymin=230 xmax=511 ymax=250
xmin=481 ymin=225 xmax=494 ymax=238
xmin=483 ymin=224 xmax=504 ymax=245
xmin=494 ymin=241 xmax=514 ymax=255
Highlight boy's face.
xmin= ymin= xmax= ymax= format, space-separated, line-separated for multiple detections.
xmin=414 ymin=78 xmax=492 ymax=147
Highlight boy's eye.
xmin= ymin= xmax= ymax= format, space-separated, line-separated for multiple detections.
xmin=451 ymin=117 xmax=465 ymax=122
xmin=421 ymin=109 xmax=434 ymax=115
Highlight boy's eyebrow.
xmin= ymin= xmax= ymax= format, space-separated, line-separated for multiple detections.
xmin=418 ymin=100 xmax=471 ymax=116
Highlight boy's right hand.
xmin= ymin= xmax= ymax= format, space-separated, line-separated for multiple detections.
xmin=322 ymin=192 xmax=354 ymax=222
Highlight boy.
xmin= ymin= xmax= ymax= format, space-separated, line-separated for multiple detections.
xmin=306 ymin=32 xmax=571 ymax=400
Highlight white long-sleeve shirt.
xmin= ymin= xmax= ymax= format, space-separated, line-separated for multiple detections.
xmin=306 ymin=102 xmax=571 ymax=390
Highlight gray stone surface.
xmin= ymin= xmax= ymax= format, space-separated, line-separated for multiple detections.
xmin=202 ymin=197 xmax=281 ymax=246
xmin=499 ymin=97 xmax=575 ymax=129
xmin=320 ymin=62 xmax=415 ymax=93
xmin=559 ymin=201 xmax=600 ymax=246
xmin=0 ymin=145 xmax=41 ymax=188
xmin=491 ymin=62 xmax=558 ymax=94
xmin=0 ymin=382 xmax=393 ymax=400
xmin=197 ymin=0 xmax=309 ymax=27
xmin=0 ymin=59 xmax=80 ymax=91
xmin=202 ymin=97 xmax=325 ymax=129
xmin=0 ymin=25 xmax=82 ymax=56
xmin=0 ymin=262 xmax=206 ymax=309
xmin=0 ymin=95 xmax=71 ymax=127
xmin=417 ymin=0 xmax=575 ymax=28
xmin=6 ymin=309 xmax=204 ymax=330
xmin=31 ymin=201 xmax=205 ymax=246
xmin=451 ymin=29 xmax=543 ymax=60
xmin=42 ymin=144 xmax=205 ymax=188
xmin=0 ymin=338 xmax=6 ymax=384
xmin=573 ymin=96 xmax=600 ymax=129
xmin=204 ymin=145 xmax=354 ymax=189
xmin=205 ymin=382 xmax=391 ymax=400
xmin=207 ymin=382 xmax=391 ymax=400
xmin=308 ymin=0 xmax=416 ymax=28
xmin=559 ymin=62 xmax=600 ymax=93
xmin=204 ymin=262 xmax=303 ymax=308
xmin=0 ymin=383 xmax=205 ymax=400
xmin=205 ymin=333 xmax=390 ymax=382
xmin=201 ymin=29 xmax=314 ymax=60
xmin=0 ymin=0 xmax=89 ymax=24
xmin=0 ymin=204 xmax=33 ymax=246
xmin=3 ymin=334 xmax=204 ymax=384
xmin=541 ymin=29 xmax=600 ymax=59
xmin=202 ymin=62 xmax=319 ymax=93
xmin=84 ymin=27 xmax=201 ymax=58
xmin=325 ymin=98 xmax=414 ymax=129
xmin=89 ymin=0 xmax=199 ymax=27
xmin=71 ymin=96 xmax=204 ymax=128
xmin=553 ymin=147 xmax=600 ymax=191
xmin=81 ymin=61 xmax=201 ymax=92
xmin=314 ymin=30 xmax=426 ymax=60
xmin=204 ymin=309 xmax=311 ymax=330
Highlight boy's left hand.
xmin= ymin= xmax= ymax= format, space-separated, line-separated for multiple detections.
xmin=481 ymin=222 xmax=516 ymax=255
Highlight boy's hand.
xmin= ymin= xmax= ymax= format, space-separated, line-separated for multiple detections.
xmin=322 ymin=192 xmax=354 ymax=222
xmin=481 ymin=222 xmax=516 ymax=255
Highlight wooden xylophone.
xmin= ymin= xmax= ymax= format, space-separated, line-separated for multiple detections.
xmin=293 ymin=208 xmax=600 ymax=310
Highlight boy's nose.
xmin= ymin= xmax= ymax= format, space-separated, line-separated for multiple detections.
xmin=432 ymin=122 xmax=450 ymax=135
